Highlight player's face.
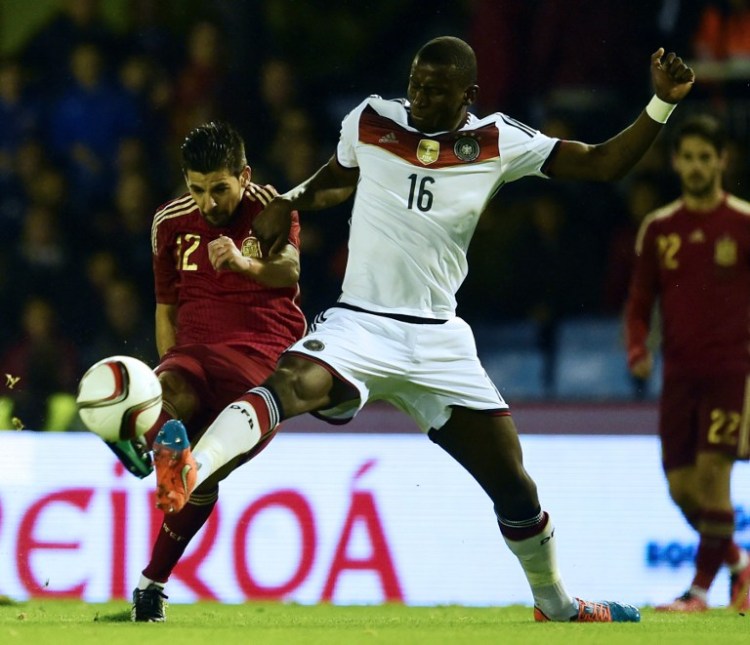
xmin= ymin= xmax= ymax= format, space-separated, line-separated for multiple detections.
xmin=672 ymin=136 xmax=726 ymax=199
xmin=407 ymin=60 xmax=474 ymax=133
xmin=185 ymin=167 xmax=250 ymax=227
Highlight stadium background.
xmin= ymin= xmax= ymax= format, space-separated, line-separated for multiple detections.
xmin=0 ymin=0 xmax=749 ymax=607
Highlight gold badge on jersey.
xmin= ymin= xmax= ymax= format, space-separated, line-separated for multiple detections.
xmin=417 ymin=139 xmax=440 ymax=165
xmin=241 ymin=236 xmax=262 ymax=259
xmin=715 ymin=235 xmax=737 ymax=267
xmin=454 ymin=136 xmax=480 ymax=162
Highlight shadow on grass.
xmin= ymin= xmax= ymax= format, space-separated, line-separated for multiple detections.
xmin=94 ymin=610 xmax=131 ymax=622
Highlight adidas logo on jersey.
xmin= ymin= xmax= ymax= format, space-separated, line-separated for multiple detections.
xmin=379 ymin=132 xmax=399 ymax=144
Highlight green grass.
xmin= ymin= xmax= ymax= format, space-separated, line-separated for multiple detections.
xmin=1 ymin=598 xmax=748 ymax=644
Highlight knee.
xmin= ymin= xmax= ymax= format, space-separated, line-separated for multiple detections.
xmin=266 ymin=360 xmax=333 ymax=416
xmin=159 ymin=371 xmax=199 ymax=420
xmin=668 ymin=482 xmax=698 ymax=511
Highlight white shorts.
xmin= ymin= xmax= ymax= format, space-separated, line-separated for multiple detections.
xmin=283 ymin=306 xmax=508 ymax=432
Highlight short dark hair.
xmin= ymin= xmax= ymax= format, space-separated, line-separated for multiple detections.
xmin=672 ymin=114 xmax=727 ymax=154
xmin=415 ymin=36 xmax=477 ymax=86
xmin=180 ymin=121 xmax=247 ymax=175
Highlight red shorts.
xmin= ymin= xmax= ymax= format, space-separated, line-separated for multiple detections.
xmin=659 ymin=373 xmax=750 ymax=471
xmin=156 ymin=343 xmax=277 ymax=463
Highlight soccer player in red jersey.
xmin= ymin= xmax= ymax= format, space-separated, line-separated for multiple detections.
xmin=115 ymin=121 xmax=306 ymax=621
xmin=626 ymin=115 xmax=750 ymax=611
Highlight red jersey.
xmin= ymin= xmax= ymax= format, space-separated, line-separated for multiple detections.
xmin=625 ymin=194 xmax=750 ymax=378
xmin=151 ymin=192 xmax=306 ymax=363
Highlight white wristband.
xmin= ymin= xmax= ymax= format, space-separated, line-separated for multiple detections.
xmin=645 ymin=95 xmax=676 ymax=124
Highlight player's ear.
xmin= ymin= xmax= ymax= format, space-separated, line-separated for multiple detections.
xmin=464 ymin=84 xmax=479 ymax=107
xmin=240 ymin=165 xmax=252 ymax=188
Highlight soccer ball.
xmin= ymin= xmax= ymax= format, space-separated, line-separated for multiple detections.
xmin=76 ymin=355 xmax=162 ymax=442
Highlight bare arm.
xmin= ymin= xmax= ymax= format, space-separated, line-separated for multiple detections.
xmin=207 ymin=238 xmax=301 ymax=288
xmin=282 ymin=155 xmax=359 ymax=210
xmin=155 ymin=303 xmax=177 ymax=358
xmin=254 ymin=155 xmax=359 ymax=254
xmin=547 ymin=49 xmax=695 ymax=181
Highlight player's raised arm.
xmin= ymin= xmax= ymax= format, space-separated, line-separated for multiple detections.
xmin=547 ymin=48 xmax=695 ymax=182
xmin=254 ymin=155 xmax=359 ymax=254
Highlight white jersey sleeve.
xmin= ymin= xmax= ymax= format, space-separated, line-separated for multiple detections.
xmin=336 ymin=97 xmax=376 ymax=169
xmin=494 ymin=114 xmax=559 ymax=182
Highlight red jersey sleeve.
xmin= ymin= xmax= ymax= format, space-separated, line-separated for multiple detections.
xmin=624 ymin=217 xmax=658 ymax=368
xmin=288 ymin=210 xmax=301 ymax=249
xmin=151 ymin=206 xmax=179 ymax=305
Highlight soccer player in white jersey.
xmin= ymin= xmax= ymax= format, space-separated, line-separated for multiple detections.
xmin=153 ymin=36 xmax=694 ymax=622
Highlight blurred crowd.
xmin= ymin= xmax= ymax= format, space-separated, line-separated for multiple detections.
xmin=1 ymin=0 xmax=749 ymax=430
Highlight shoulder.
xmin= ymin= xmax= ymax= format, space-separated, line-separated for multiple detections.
xmin=154 ymin=193 xmax=196 ymax=222
xmin=465 ymin=111 xmax=555 ymax=164
xmin=239 ymin=192 xmax=263 ymax=216
xmin=473 ymin=111 xmax=540 ymax=136
xmin=726 ymin=194 xmax=750 ymax=217
xmin=151 ymin=193 xmax=196 ymax=250
xmin=344 ymin=95 xmax=409 ymax=125
xmin=635 ymin=199 xmax=682 ymax=247
xmin=641 ymin=199 xmax=683 ymax=229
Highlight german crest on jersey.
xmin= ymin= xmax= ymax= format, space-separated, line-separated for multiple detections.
xmin=715 ymin=235 xmax=737 ymax=267
xmin=454 ymin=136 xmax=480 ymax=162
xmin=416 ymin=139 xmax=440 ymax=165
xmin=241 ymin=236 xmax=262 ymax=258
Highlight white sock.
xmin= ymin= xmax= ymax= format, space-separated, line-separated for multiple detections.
xmin=192 ymin=400 xmax=262 ymax=488
xmin=137 ymin=574 xmax=164 ymax=591
xmin=730 ymin=548 xmax=750 ymax=574
xmin=503 ymin=517 xmax=576 ymax=620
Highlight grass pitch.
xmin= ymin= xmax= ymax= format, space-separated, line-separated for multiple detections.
xmin=1 ymin=598 xmax=748 ymax=644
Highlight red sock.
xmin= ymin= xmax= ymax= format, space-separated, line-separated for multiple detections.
xmin=726 ymin=541 xmax=742 ymax=567
xmin=142 ymin=487 xmax=217 ymax=583
xmin=692 ymin=509 xmax=734 ymax=591
xmin=497 ymin=510 xmax=548 ymax=541
xmin=144 ymin=406 xmax=175 ymax=447
xmin=236 ymin=389 xmax=277 ymax=439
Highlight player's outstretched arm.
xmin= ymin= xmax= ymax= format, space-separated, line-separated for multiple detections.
xmin=547 ymin=48 xmax=695 ymax=182
xmin=282 ymin=154 xmax=359 ymax=211
xmin=254 ymin=155 xmax=359 ymax=255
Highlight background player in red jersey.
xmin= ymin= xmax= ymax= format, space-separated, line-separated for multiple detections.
xmin=116 ymin=121 xmax=306 ymax=621
xmin=625 ymin=114 xmax=750 ymax=612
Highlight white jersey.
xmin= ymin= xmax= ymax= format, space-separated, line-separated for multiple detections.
xmin=336 ymin=96 xmax=559 ymax=319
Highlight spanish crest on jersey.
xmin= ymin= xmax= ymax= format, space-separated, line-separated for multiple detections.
xmin=241 ymin=236 xmax=262 ymax=258
xmin=715 ymin=235 xmax=737 ymax=266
